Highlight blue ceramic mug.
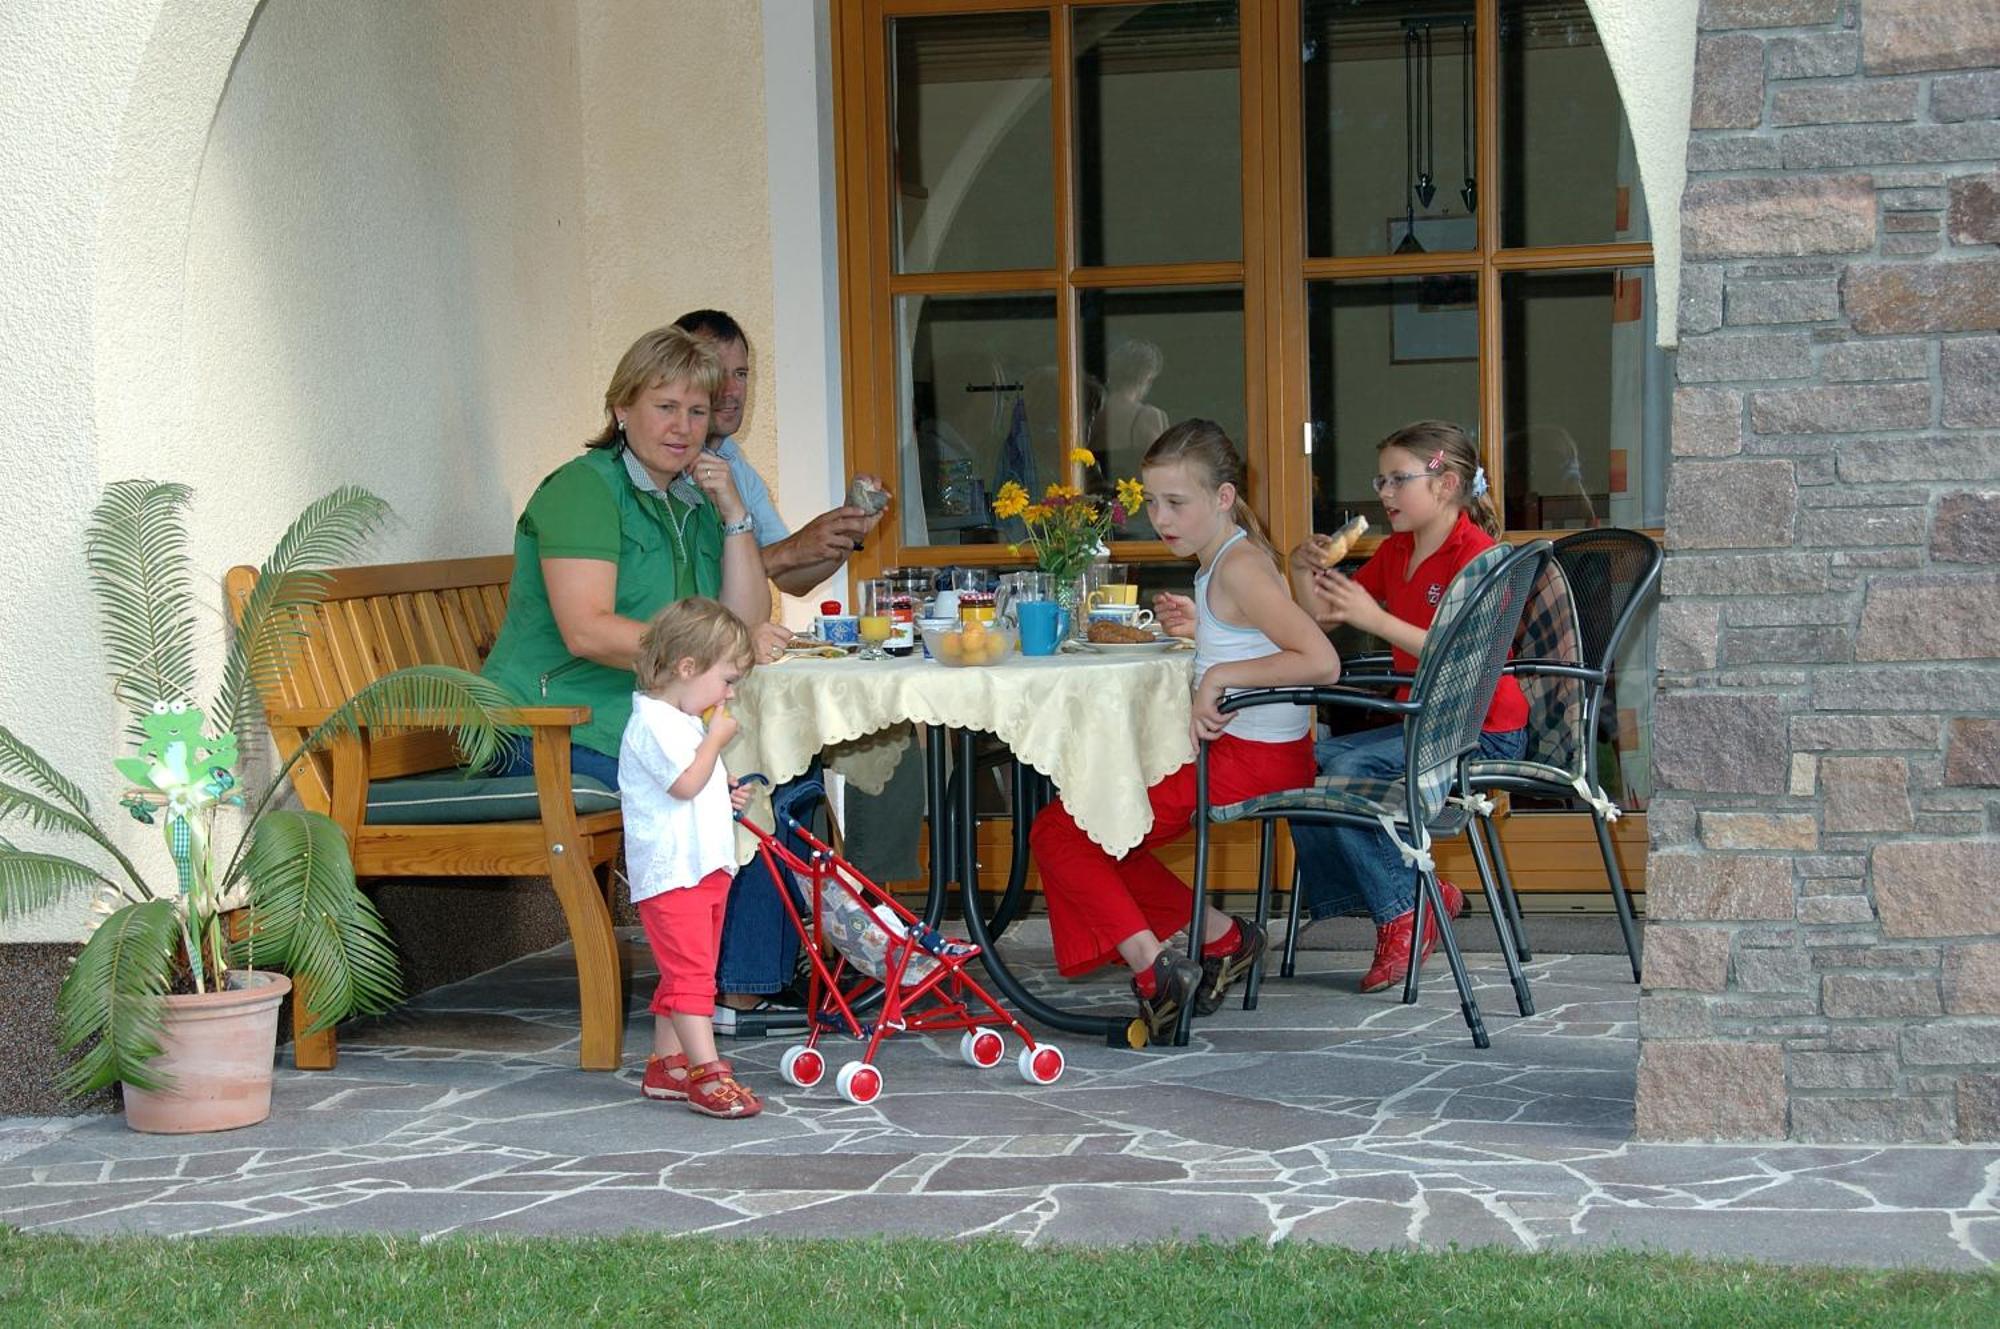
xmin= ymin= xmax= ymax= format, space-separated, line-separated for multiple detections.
xmin=1017 ymin=600 xmax=1064 ymax=656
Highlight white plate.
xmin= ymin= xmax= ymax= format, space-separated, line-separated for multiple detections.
xmin=1065 ymin=636 xmax=1188 ymax=656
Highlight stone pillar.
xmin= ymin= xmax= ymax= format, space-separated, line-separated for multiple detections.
xmin=1641 ymin=0 xmax=2000 ymax=1143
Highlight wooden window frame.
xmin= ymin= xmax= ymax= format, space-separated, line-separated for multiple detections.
xmin=831 ymin=0 xmax=1658 ymax=583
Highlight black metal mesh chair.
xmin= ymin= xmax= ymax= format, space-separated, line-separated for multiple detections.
xmin=1461 ymin=528 xmax=1661 ymax=983
xmin=1188 ymin=540 xmax=1554 ymax=1049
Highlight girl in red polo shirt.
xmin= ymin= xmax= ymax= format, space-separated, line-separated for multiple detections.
xmin=1287 ymin=420 xmax=1528 ymax=994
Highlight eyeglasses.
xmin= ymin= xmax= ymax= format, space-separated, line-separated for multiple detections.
xmin=1370 ymin=471 xmax=1430 ymax=496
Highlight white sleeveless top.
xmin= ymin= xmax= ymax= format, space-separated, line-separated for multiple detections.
xmin=1193 ymin=529 xmax=1313 ymax=744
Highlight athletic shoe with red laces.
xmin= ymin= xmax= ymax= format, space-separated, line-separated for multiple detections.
xmin=1194 ymin=915 xmax=1267 ymax=1016
xmin=1357 ymin=880 xmax=1467 ymax=994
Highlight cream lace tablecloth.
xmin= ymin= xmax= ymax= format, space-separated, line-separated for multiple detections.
xmin=724 ymin=652 xmax=1196 ymax=859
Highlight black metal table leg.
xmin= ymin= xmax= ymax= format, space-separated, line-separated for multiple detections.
xmin=942 ymin=725 xmax=1126 ymax=1043
xmin=920 ymin=725 xmax=951 ymax=929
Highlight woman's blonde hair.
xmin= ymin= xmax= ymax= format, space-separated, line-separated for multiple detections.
xmin=586 ymin=326 xmax=725 ymax=450
xmin=633 ymin=597 xmax=755 ymax=694
xmin=1142 ymin=418 xmax=1277 ymax=558
xmin=1378 ymin=419 xmax=1501 ymax=538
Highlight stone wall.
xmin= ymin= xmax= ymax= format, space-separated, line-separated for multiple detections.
xmin=1640 ymin=0 xmax=2000 ymax=1143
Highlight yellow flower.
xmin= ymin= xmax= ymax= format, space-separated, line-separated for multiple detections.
xmin=992 ymin=480 xmax=1029 ymax=520
xmin=1116 ymin=477 xmax=1146 ymax=513
xmin=1021 ymin=504 xmax=1052 ymax=523
xmin=1076 ymin=502 xmax=1100 ymax=523
xmin=1007 ymin=543 xmax=1022 ymax=557
xmin=1043 ymin=482 xmax=1081 ymax=503
xmin=1069 ymin=447 xmax=1097 ymax=467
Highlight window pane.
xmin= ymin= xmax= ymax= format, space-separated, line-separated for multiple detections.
xmin=1303 ymin=1 xmax=1475 ymax=259
xmin=1499 ymin=267 xmax=1669 ymax=532
xmin=1499 ymin=0 xmax=1648 ymax=248
xmin=894 ymin=293 xmax=1059 ymax=548
xmin=1079 ymin=286 xmax=1246 ymax=540
xmin=1305 ymin=277 xmax=1480 ymax=538
xmin=893 ymin=12 xmax=1053 ymax=274
xmin=1074 ymin=2 xmax=1241 ymax=266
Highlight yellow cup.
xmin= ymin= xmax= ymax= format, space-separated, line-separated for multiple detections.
xmin=1087 ymin=583 xmax=1139 ymax=608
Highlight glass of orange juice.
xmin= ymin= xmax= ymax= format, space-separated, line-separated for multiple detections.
xmin=857 ymin=579 xmax=893 ymax=660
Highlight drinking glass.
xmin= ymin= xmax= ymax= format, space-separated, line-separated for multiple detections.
xmin=857 ymin=578 xmax=893 ymax=661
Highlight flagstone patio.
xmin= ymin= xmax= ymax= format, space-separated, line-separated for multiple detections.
xmin=4 ymin=925 xmax=1995 ymax=1268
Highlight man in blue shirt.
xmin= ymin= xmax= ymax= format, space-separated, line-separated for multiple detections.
xmin=675 ymin=309 xmax=884 ymax=597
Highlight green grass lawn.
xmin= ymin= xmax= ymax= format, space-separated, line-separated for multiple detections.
xmin=3 ymin=1230 xmax=1996 ymax=1327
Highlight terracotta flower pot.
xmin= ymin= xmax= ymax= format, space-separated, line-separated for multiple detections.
xmin=122 ymin=970 xmax=292 ymax=1134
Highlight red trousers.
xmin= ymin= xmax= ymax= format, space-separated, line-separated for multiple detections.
xmin=1030 ymin=733 xmax=1315 ymax=977
xmin=636 ymin=867 xmax=734 ymax=1017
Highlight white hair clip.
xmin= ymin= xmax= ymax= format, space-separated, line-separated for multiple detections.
xmin=1471 ymin=465 xmax=1489 ymax=499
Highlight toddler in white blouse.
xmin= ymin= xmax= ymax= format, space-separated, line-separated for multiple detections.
xmin=618 ymin=597 xmax=761 ymax=1119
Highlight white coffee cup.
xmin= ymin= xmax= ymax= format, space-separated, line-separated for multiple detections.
xmin=1088 ymin=604 xmax=1155 ymax=630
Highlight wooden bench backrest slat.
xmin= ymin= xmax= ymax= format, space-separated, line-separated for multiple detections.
xmin=225 ymin=556 xmax=519 ymax=805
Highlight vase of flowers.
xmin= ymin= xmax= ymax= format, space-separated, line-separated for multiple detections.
xmin=993 ymin=450 xmax=1146 ymax=641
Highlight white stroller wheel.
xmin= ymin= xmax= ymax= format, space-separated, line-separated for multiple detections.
xmin=1018 ymin=1042 xmax=1066 ymax=1085
xmin=960 ymin=1028 xmax=1006 ymax=1069
xmin=835 ymin=1059 xmax=884 ymax=1105
xmin=780 ymin=1044 xmax=826 ymax=1089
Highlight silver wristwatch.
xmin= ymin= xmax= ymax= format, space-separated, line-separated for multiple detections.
xmin=720 ymin=513 xmax=757 ymax=538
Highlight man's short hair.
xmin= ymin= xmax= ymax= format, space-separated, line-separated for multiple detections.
xmin=674 ymin=309 xmax=749 ymax=351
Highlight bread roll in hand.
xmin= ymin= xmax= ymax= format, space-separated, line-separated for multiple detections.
xmin=1313 ymin=515 xmax=1369 ymax=568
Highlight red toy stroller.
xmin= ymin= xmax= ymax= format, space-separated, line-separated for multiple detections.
xmin=736 ymin=779 xmax=1066 ymax=1104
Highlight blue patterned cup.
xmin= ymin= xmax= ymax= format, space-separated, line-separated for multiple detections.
xmin=818 ymin=614 xmax=859 ymax=645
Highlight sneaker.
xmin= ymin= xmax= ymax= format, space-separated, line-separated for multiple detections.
xmin=1132 ymin=952 xmax=1205 ymax=1044
xmin=640 ymin=1052 xmax=694 ymax=1101
xmin=1194 ymin=915 xmax=1267 ymax=1016
xmin=714 ymin=998 xmax=809 ymax=1038
xmin=1357 ymin=882 xmax=1464 ymax=994
xmin=685 ymin=1061 xmax=763 ymax=1119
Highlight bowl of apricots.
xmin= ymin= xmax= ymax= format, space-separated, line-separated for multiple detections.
xmin=920 ymin=618 xmax=1017 ymax=668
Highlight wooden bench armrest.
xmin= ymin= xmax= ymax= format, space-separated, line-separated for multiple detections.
xmin=266 ymin=704 xmax=591 ymax=729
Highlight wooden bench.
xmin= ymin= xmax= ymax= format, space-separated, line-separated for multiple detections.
xmin=225 ymin=555 xmax=626 ymax=1072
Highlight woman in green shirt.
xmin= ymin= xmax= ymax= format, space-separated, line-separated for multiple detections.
xmin=483 ymin=325 xmax=791 ymax=783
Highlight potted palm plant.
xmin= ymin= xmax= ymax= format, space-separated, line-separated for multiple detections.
xmin=0 ymin=481 xmax=518 ymax=1132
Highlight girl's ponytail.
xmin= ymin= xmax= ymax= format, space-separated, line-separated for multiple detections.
xmin=1143 ymin=419 xmax=1277 ymax=560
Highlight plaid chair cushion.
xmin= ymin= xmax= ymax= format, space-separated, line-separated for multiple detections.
xmin=1404 ymin=544 xmax=1509 ymax=822
xmin=1212 ymin=773 xmax=1469 ymax=837
xmin=1463 ymin=757 xmax=1577 ymax=790
xmin=1513 ymin=562 xmax=1588 ymax=777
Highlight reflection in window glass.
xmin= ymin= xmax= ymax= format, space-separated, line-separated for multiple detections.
xmin=1500 ymin=268 xmax=1669 ymax=532
xmin=1080 ymin=287 xmax=1246 ymax=540
xmin=1499 ymin=0 xmax=1647 ymax=249
xmin=892 ymin=12 xmax=1053 ymax=274
xmin=894 ymin=293 xmax=1058 ymax=548
xmin=1303 ymin=0 xmax=1475 ymax=259
xmin=1306 ymin=278 xmax=1479 ymax=540
xmin=1074 ymin=1 xmax=1241 ymax=267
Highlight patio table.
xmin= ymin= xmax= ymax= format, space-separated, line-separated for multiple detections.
xmin=724 ymin=647 xmax=1196 ymax=1041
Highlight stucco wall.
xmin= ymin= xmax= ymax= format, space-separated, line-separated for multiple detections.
xmin=0 ymin=0 xmax=790 ymax=945
xmin=578 ymin=0 xmax=780 ymax=492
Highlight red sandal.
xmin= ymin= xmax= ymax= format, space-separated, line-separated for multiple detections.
xmin=685 ymin=1061 xmax=763 ymax=1119
xmin=641 ymin=1053 xmax=736 ymax=1102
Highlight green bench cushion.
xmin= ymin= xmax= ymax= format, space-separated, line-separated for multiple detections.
xmin=365 ymin=769 xmax=621 ymax=825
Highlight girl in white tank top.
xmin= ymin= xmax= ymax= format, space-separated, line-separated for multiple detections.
xmin=1027 ymin=420 xmax=1342 ymax=1044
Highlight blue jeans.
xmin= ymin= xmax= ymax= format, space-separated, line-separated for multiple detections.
xmin=495 ymin=737 xmax=802 ymax=995
xmin=1291 ymin=725 xmax=1528 ymax=925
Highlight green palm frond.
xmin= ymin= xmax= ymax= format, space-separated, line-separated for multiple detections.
xmin=0 ymin=849 xmax=118 ymax=920
xmin=231 ymin=810 xmax=400 ymax=1032
xmin=0 ymin=780 xmax=151 ymax=898
xmin=0 ymin=726 xmax=91 ymax=818
xmin=214 ymin=487 xmax=393 ymax=739
xmin=302 ymin=664 xmax=524 ymax=776
xmin=57 ymin=897 xmax=179 ymax=1095
xmin=87 ymin=481 xmax=201 ymax=741
xmin=0 ymin=781 xmax=105 ymax=843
